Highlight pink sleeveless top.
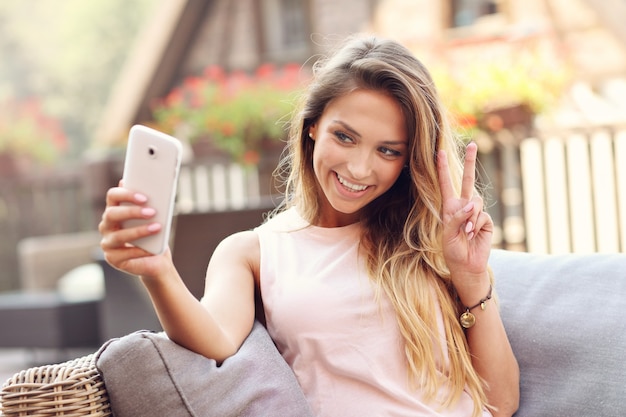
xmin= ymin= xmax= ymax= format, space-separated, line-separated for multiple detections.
xmin=255 ymin=208 xmax=488 ymax=417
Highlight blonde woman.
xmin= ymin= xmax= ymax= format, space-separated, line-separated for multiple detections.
xmin=99 ymin=36 xmax=519 ymax=416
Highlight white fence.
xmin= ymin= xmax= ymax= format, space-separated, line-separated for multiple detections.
xmin=520 ymin=127 xmax=626 ymax=254
xmin=176 ymin=162 xmax=262 ymax=213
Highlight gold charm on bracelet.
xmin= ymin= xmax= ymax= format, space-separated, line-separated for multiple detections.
xmin=459 ymin=285 xmax=492 ymax=329
xmin=460 ymin=311 xmax=476 ymax=328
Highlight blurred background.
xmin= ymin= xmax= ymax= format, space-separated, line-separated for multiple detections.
xmin=0 ymin=1 xmax=625 ymax=294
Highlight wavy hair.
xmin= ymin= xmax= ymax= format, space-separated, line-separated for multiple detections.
xmin=273 ymin=35 xmax=491 ymax=416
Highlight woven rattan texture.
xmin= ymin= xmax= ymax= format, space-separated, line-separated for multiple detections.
xmin=0 ymin=353 xmax=111 ymax=416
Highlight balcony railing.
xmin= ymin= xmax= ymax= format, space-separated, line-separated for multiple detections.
xmin=1 ymin=124 xmax=624 ymax=290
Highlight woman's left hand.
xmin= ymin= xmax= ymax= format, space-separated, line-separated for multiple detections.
xmin=438 ymin=143 xmax=521 ymax=414
xmin=437 ymin=142 xmax=493 ymax=286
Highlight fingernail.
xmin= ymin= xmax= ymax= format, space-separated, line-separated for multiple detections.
xmin=467 ymin=231 xmax=475 ymax=240
xmin=135 ymin=193 xmax=148 ymax=203
xmin=141 ymin=207 xmax=156 ymax=217
xmin=147 ymin=223 xmax=161 ymax=232
xmin=465 ymin=221 xmax=474 ymax=234
xmin=464 ymin=202 xmax=475 ymax=213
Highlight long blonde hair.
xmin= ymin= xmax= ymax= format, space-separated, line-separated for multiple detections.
xmin=274 ymin=35 xmax=490 ymax=416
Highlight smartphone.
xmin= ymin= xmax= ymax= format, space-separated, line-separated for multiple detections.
xmin=121 ymin=125 xmax=183 ymax=255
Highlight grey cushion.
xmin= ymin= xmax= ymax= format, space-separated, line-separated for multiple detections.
xmin=96 ymin=321 xmax=313 ymax=417
xmin=490 ymin=249 xmax=626 ymax=417
xmin=93 ymin=250 xmax=626 ymax=416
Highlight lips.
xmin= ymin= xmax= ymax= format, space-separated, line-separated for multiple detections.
xmin=336 ymin=173 xmax=368 ymax=192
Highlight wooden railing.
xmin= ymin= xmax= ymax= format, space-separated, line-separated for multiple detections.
xmin=1 ymin=125 xmax=624 ymax=290
xmin=520 ymin=127 xmax=625 ymax=253
xmin=176 ymin=160 xmax=264 ymax=213
xmin=483 ymin=125 xmax=626 ymax=254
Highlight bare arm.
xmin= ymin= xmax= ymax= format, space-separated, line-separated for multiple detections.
xmin=454 ymin=273 xmax=520 ymax=417
xmin=140 ymin=231 xmax=259 ymax=361
xmin=99 ymin=186 xmax=258 ymax=362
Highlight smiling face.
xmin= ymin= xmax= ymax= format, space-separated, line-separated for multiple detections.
xmin=308 ymin=89 xmax=408 ymax=227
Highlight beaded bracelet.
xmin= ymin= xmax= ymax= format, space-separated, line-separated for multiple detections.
xmin=459 ymin=285 xmax=493 ymax=329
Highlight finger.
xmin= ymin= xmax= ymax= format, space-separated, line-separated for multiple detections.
xmin=100 ymin=222 xmax=162 ymax=251
xmin=467 ymin=210 xmax=493 ymax=242
xmin=105 ymin=186 xmax=147 ymax=207
xmin=99 ymin=205 xmax=157 ymax=237
xmin=473 ymin=210 xmax=493 ymax=234
xmin=101 ymin=246 xmax=155 ymax=272
xmin=102 ymin=205 xmax=156 ymax=225
xmin=437 ymin=149 xmax=455 ymax=202
xmin=444 ymin=200 xmax=475 ymax=237
xmin=464 ymin=195 xmax=484 ymax=235
xmin=446 ymin=198 xmax=486 ymax=238
xmin=460 ymin=142 xmax=478 ymax=201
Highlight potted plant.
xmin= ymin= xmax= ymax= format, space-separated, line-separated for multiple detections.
xmin=429 ymin=35 xmax=572 ymax=138
xmin=151 ymin=63 xmax=308 ymax=165
xmin=0 ymin=98 xmax=67 ymax=177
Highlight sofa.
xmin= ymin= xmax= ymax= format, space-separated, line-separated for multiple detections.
xmin=1 ymin=249 xmax=625 ymax=417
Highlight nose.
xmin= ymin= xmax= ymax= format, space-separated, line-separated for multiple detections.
xmin=346 ymin=148 xmax=373 ymax=180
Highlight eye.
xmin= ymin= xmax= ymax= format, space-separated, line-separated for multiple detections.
xmin=334 ymin=131 xmax=354 ymax=144
xmin=379 ymin=146 xmax=403 ymax=158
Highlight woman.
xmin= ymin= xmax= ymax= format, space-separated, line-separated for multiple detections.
xmin=99 ymin=36 xmax=519 ymax=416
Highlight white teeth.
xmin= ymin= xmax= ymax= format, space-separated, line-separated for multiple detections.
xmin=337 ymin=174 xmax=368 ymax=192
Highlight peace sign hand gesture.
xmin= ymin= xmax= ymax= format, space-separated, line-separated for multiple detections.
xmin=437 ymin=142 xmax=493 ymax=289
xmin=438 ymin=143 xmax=520 ymax=412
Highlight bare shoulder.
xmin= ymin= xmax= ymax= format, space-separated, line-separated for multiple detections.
xmin=210 ymin=230 xmax=260 ymax=280
xmin=215 ymin=230 xmax=259 ymax=257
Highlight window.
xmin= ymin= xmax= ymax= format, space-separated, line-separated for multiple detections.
xmin=281 ymin=0 xmax=309 ymax=49
xmin=261 ymin=0 xmax=311 ymax=62
xmin=451 ymin=0 xmax=498 ymax=27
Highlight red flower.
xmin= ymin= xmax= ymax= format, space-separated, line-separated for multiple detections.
xmin=455 ymin=113 xmax=477 ymax=128
xmin=0 ymin=97 xmax=68 ymax=164
xmin=165 ymin=88 xmax=183 ymax=106
xmin=242 ymin=149 xmax=260 ymax=165
xmin=151 ymin=63 xmax=311 ymax=165
xmin=255 ymin=63 xmax=275 ymax=80
xmin=203 ymin=65 xmax=226 ymax=83
xmin=220 ymin=121 xmax=236 ymax=137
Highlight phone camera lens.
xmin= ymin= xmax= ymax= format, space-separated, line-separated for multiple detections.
xmin=148 ymin=146 xmax=157 ymax=158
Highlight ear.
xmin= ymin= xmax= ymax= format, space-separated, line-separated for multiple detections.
xmin=308 ymin=124 xmax=317 ymax=140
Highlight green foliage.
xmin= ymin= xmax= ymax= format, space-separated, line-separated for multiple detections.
xmin=0 ymin=0 xmax=156 ymax=163
xmin=152 ymin=64 xmax=308 ymax=164
xmin=429 ymin=36 xmax=573 ymax=136
xmin=0 ymin=97 xmax=67 ymax=164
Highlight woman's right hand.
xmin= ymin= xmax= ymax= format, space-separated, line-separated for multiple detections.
xmin=98 ymin=184 xmax=173 ymax=279
xmin=100 ymin=184 xmax=258 ymax=362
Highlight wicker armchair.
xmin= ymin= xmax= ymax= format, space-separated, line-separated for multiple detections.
xmin=0 ymin=353 xmax=110 ymax=416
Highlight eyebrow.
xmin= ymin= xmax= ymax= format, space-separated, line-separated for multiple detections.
xmin=333 ymin=120 xmax=361 ymax=138
xmin=332 ymin=120 xmax=408 ymax=146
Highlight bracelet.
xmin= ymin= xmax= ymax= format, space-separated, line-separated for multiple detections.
xmin=459 ymin=285 xmax=492 ymax=329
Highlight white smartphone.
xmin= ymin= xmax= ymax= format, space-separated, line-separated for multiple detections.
xmin=121 ymin=125 xmax=183 ymax=255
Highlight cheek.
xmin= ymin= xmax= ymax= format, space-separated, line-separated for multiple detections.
xmin=380 ymin=163 xmax=406 ymax=189
xmin=310 ymin=143 xmax=327 ymax=184
xmin=311 ymin=140 xmax=336 ymax=171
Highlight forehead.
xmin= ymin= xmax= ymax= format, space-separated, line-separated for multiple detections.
xmin=321 ymin=89 xmax=407 ymax=142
